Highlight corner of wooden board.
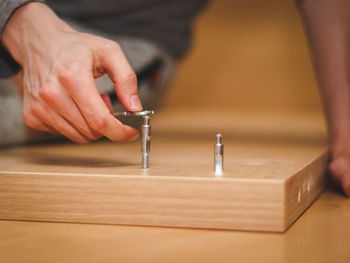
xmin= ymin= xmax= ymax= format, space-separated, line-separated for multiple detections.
xmin=283 ymin=151 xmax=329 ymax=231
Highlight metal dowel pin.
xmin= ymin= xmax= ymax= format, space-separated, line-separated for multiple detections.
xmin=113 ymin=110 xmax=154 ymax=168
xmin=214 ymin=133 xmax=224 ymax=176
xmin=141 ymin=115 xmax=151 ymax=169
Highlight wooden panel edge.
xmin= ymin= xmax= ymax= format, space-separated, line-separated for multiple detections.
xmin=284 ymin=151 xmax=329 ymax=230
xmin=0 ymin=173 xmax=284 ymax=232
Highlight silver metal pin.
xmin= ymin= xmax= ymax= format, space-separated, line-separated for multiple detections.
xmin=214 ymin=133 xmax=224 ymax=175
xmin=113 ymin=110 xmax=154 ymax=168
xmin=141 ymin=115 xmax=151 ymax=168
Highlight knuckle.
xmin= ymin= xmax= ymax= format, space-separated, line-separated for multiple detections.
xmin=31 ymin=102 xmax=51 ymax=120
xmin=39 ymin=85 xmax=58 ymax=104
xmin=23 ymin=111 xmax=40 ymax=130
xmin=90 ymin=116 xmax=109 ymax=132
xmin=56 ymin=61 xmax=80 ymax=86
xmin=117 ymin=72 xmax=137 ymax=88
xmin=30 ymin=103 xmax=41 ymax=116
xmin=329 ymin=157 xmax=348 ymax=178
xmin=23 ymin=112 xmax=34 ymax=128
xmin=101 ymin=40 xmax=120 ymax=53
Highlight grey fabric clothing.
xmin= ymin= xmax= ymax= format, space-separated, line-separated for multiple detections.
xmin=46 ymin=0 xmax=208 ymax=59
xmin=0 ymin=83 xmax=28 ymax=143
xmin=0 ymin=0 xmax=207 ymax=78
xmin=0 ymin=79 xmax=54 ymax=145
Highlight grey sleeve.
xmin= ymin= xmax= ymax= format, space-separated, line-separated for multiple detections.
xmin=0 ymin=0 xmax=45 ymax=78
xmin=295 ymin=0 xmax=306 ymax=7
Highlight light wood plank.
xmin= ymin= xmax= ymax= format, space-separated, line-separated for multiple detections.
xmin=1 ymin=188 xmax=349 ymax=263
xmin=0 ymin=135 xmax=327 ymax=232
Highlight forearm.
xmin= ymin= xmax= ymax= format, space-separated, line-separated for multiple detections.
xmin=0 ymin=1 xmax=45 ymax=77
xmin=300 ymin=0 xmax=350 ymax=196
xmin=2 ymin=2 xmax=73 ymax=65
xmin=300 ymin=0 xmax=350 ymax=157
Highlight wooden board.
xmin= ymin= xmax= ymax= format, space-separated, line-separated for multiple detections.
xmin=2 ymin=188 xmax=350 ymax=263
xmin=0 ymin=132 xmax=328 ymax=232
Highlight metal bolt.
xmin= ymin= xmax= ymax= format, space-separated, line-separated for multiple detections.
xmin=214 ymin=133 xmax=224 ymax=175
xmin=141 ymin=115 xmax=151 ymax=169
xmin=113 ymin=110 xmax=154 ymax=168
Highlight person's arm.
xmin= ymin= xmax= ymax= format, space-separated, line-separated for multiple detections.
xmin=0 ymin=1 xmax=44 ymax=77
xmin=0 ymin=0 xmax=44 ymax=35
xmin=299 ymin=0 xmax=350 ymax=196
xmin=1 ymin=2 xmax=142 ymax=143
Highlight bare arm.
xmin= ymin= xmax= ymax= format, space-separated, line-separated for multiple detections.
xmin=1 ymin=2 xmax=142 ymax=143
xmin=300 ymin=0 xmax=350 ymax=196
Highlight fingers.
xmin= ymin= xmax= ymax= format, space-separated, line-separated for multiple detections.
xmin=39 ymin=80 xmax=102 ymax=141
xmin=101 ymin=94 xmax=113 ymax=112
xmin=22 ymin=79 xmax=89 ymax=144
xmin=22 ymin=95 xmax=57 ymax=133
xmin=329 ymin=157 xmax=350 ymax=197
xmin=23 ymin=111 xmax=57 ymax=134
xmin=96 ymin=41 xmax=143 ymax=112
xmin=341 ymin=176 xmax=350 ymax=197
xmin=31 ymin=99 xmax=90 ymax=144
xmin=58 ymin=66 xmax=139 ymax=142
xmin=20 ymin=36 xmax=141 ymax=143
xmin=23 ymin=96 xmax=88 ymax=143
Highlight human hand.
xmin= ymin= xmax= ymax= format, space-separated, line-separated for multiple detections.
xmin=2 ymin=2 xmax=142 ymax=143
xmin=299 ymin=0 xmax=350 ymax=197
xmin=329 ymin=149 xmax=350 ymax=197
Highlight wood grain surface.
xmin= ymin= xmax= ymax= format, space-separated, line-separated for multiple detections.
xmin=0 ymin=110 xmax=328 ymax=232
xmin=1 ymin=188 xmax=349 ymax=263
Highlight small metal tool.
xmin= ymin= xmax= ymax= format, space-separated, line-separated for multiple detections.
xmin=113 ymin=110 xmax=154 ymax=168
xmin=214 ymin=133 xmax=224 ymax=175
xmin=113 ymin=110 xmax=154 ymax=117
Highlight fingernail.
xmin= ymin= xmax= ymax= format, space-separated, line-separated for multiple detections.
xmin=129 ymin=95 xmax=142 ymax=111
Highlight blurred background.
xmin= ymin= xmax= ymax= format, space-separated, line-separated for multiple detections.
xmin=162 ymin=0 xmax=322 ymax=116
